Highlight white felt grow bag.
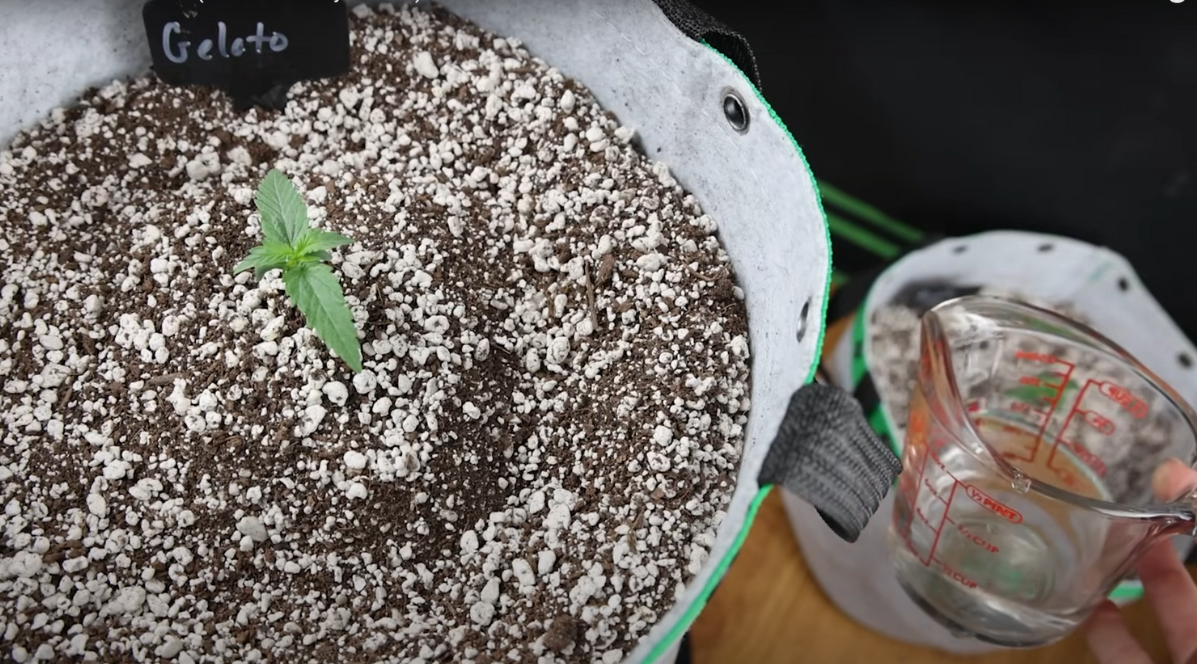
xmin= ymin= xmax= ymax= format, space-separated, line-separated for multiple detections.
xmin=0 ymin=2 xmax=832 ymax=662
xmin=785 ymin=230 xmax=1197 ymax=655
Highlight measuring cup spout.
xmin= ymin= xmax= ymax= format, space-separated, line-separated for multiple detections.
xmin=912 ymin=299 xmax=992 ymax=458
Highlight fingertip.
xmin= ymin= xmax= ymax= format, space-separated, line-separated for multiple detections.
xmin=1084 ymin=601 xmax=1112 ymax=641
xmin=1084 ymin=600 xmax=1119 ymax=635
xmin=1152 ymin=458 xmax=1197 ymax=501
xmin=1087 ymin=599 xmax=1119 ymax=623
xmin=1084 ymin=600 xmax=1153 ymax=664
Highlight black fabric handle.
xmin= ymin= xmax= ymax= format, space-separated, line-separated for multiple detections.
xmin=650 ymin=0 xmax=762 ymax=90
xmin=760 ymin=383 xmax=902 ymax=543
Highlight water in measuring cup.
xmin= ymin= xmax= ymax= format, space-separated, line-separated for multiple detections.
xmin=890 ymin=393 xmax=1111 ymax=647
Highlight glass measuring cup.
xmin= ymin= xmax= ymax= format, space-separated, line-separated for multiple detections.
xmin=887 ymin=295 xmax=1197 ymax=647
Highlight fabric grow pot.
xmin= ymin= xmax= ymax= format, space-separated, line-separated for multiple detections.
xmin=0 ymin=2 xmax=899 ymax=663
xmin=785 ymin=230 xmax=1197 ymax=655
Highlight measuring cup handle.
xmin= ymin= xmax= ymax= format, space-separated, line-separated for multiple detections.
xmin=759 ymin=383 xmax=901 ymax=543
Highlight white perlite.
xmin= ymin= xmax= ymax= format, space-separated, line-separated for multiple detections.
xmin=0 ymin=5 xmax=750 ymax=664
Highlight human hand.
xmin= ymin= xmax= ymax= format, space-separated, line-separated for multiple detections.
xmin=1085 ymin=458 xmax=1197 ymax=664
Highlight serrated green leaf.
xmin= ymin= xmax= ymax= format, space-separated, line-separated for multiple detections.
xmin=258 ymin=212 xmax=287 ymax=247
xmin=295 ymin=229 xmax=356 ymax=256
xmin=282 ymin=263 xmax=362 ymax=372
xmin=233 ymin=242 xmax=293 ymax=280
xmin=256 ymin=169 xmax=309 ymax=247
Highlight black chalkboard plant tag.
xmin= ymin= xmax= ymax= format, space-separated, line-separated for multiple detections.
xmin=142 ymin=0 xmax=351 ymax=110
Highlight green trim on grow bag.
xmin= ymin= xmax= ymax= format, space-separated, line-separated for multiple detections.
xmin=850 ymin=303 xmax=869 ymax=387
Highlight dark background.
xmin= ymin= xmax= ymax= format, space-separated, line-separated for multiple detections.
xmin=690 ymin=0 xmax=1197 ymax=339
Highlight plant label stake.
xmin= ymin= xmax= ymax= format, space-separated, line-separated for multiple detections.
xmin=142 ymin=0 xmax=351 ymax=110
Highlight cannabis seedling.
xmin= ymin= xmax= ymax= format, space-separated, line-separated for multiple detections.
xmin=234 ymin=169 xmax=362 ymax=372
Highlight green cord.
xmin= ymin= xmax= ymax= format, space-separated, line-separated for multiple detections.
xmin=826 ymin=213 xmax=902 ymax=259
xmin=819 ymin=181 xmax=924 ymax=244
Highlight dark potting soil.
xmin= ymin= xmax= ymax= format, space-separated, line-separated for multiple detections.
xmin=0 ymin=5 xmax=751 ymax=663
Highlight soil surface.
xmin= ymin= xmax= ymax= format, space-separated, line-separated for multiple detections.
xmin=0 ymin=5 xmax=750 ymax=663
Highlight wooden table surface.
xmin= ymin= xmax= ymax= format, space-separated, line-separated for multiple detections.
xmin=690 ymin=316 xmax=1195 ymax=664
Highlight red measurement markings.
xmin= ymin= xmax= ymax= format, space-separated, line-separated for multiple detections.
xmin=898 ymin=527 xmax=921 ymax=557
xmin=1099 ymin=381 xmax=1149 ymax=419
xmin=1054 ymin=439 xmax=1108 ymax=481
xmin=922 ymin=476 xmax=950 ymax=503
xmin=1047 ymin=379 xmax=1112 ymax=480
xmin=897 ymin=529 xmax=980 ymax=589
xmin=1009 ymin=400 xmax=1048 ymax=417
xmin=1082 ymin=411 xmax=1116 ymax=435
xmin=964 ymin=484 xmax=1023 ymax=523
xmin=923 ymin=480 xmax=959 ymax=566
xmin=937 ymin=559 xmax=979 ymax=589
xmin=908 ymin=427 xmax=982 ymax=568
xmin=1010 ymin=350 xmax=1075 ymax=464
xmin=929 ymin=434 xmax=949 ymax=454
xmin=915 ymin=504 xmax=940 ymax=530
xmin=904 ymin=429 xmax=941 ymax=543
xmin=929 ymin=442 xmax=952 ymax=470
xmin=958 ymin=523 xmax=999 ymax=553
xmin=968 ymin=401 xmax=987 ymax=431
xmin=901 ymin=431 xmax=936 ymax=541
xmin=1014 ymin=350 xmax=1062 ymax=364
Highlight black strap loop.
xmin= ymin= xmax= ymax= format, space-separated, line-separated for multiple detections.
xmin=852 ymin=371 xmax=882 ymax=417
xmin=650 ymin=0 xmax=762 ymax=90
xmin=760 ymin=383 xmax=901 ymax=543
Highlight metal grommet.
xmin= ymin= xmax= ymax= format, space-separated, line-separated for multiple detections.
xmin=721 ymin=88 xmax=749 ymax=133
xmin=796 ymin=298 xmax=812 ymax=343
